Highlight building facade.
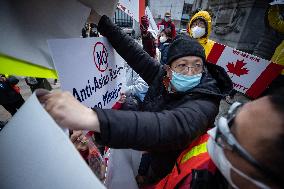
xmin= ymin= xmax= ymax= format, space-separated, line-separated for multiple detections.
xmin=191 ymin=0 xmax=272 ymax=53
xmin=148 ymin=0 xmax=194 ymax=30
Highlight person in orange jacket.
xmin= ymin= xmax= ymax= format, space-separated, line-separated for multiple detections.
xmin=154 ymin=89 xmax=284 ymax=189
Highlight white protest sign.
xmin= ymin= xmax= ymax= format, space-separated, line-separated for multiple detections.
xmin=207 ymin=43 xmax=284 ymax=98
xmin=118 ymin=0 xmax=140 ymax=21
xmin=0 ymin=92 xmax=105 ymax=189
xmin=48 ymin=37 xmax=126 ymax=109
xmin=158 ymin=25 xmax=165 ymax=32
xmin=145 ymin=6 xmax=159 ymax=34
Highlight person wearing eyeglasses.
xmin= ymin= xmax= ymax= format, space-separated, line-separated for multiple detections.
xmin=39 ymin=11 xmax=232 ymax=185
xmin=207 ymin=89 xmax=284 ymax=189
xmin=155 ymin=88 xmax=284 ymax=189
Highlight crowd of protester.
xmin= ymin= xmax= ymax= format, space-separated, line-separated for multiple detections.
xmin=1 ymin=1 xmax=283 ymax=188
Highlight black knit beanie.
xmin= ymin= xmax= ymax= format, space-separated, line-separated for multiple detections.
xmin=166 ymin=35 xmax=206 ymax=65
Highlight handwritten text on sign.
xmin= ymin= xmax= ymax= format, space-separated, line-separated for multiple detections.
xmin=73 ymin=65 xmax=123 ymax=108
xmin=93 ymin=42 xmax=109 ymax=72
xmin=207 ymin=43 xmax=283 ymax=98
xmin=48 ymin=37 xmax=126 ymax=109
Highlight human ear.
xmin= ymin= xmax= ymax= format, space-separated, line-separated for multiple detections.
xmin=164 ymin=65 xmax=172 ymax=78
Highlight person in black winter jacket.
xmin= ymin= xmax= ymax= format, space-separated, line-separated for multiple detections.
xmin=0 ymin=75 xmax=25 ymax=116
xmin=40 ymin=14 xmax=233 ymax=182
xmin=158 ymin=28 xmax=172 ymax=65
xmin=25 ymin=77 xmax=52 ymax=92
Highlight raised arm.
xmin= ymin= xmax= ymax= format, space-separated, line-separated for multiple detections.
xmin=97 ymin=15 xmax=162 ymax=85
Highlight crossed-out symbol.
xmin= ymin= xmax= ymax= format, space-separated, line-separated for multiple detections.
xmin=93 ymin=42 xmax=108 ymax=72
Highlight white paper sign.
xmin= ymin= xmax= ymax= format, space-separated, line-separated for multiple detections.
xmin=158 ymin=25 xmax=165 ymax=32
xmin=0 ymin=0 xmax=90 ymax=69
xmin=0 ymin=93 xmax=105 ymax=189
xmin=48 ymin=37 xmax=126 ymax=109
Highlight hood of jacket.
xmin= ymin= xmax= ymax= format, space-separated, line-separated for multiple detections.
xmin=188 ymin=11 xmax=212 ymax=46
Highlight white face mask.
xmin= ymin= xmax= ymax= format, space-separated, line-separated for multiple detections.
xmin=160 ymin=36 xmax=167 ymax=43
xmin=191 ymin=26 xmax=206 ymax=39
xmin=207 ymin=128 xmax=271 ymax=189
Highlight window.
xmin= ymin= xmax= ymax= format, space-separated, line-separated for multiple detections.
xmin=113 ymin=8 xmax=133 ymax=28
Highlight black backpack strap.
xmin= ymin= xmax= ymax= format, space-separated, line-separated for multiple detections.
xmin=190 ymin=169 xmax=228 ymax=189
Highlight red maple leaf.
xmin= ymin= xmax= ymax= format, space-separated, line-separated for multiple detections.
xmin=226 ymin=59 xmax=249 ymax=77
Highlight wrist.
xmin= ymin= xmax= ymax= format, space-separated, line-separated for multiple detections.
xmin=85 ymin=108 xmax=100 ymax=132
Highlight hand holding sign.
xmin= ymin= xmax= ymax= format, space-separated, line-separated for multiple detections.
xmin=39 ymin=91 xmax=100 ymax=132
xmin=0 ymin=92 xmax=106 ymax=189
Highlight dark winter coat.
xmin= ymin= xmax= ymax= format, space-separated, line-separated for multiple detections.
xmin=141 ymin=32 xmax=157 ymax=58
xmin=94 ymin=15 xmax=233 ymax=179
xmin=158 ymin=40 xmax=171 ymax=65
xmin=0 ymin=76 xmax=21 ymax=105
xmin=25 ymin=78 xmax=52 ymax=92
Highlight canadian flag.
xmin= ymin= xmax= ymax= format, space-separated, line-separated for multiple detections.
xmin=207 ymin=43 xmax=283 ymax=99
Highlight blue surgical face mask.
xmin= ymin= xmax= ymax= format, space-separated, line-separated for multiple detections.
xmin=170 ymin=72 xmax=202 ymax=92
xmin=164 ymin=17 xmax=170 ymax=22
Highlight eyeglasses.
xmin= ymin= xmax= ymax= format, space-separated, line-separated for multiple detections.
xmin=215 ymin=102 xmax=280 ymax=185
xmin=173 ymin=63 xmax=202 ymax=74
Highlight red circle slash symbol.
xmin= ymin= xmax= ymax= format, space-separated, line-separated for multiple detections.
xmin=93 ymin=42 xmax=108 ymax=72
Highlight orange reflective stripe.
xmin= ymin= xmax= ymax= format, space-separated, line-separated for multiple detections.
xmin=181 ymin=141 xmax=208 ymax=163
xmin=154 ymin=134 xmax=214 ymax=189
